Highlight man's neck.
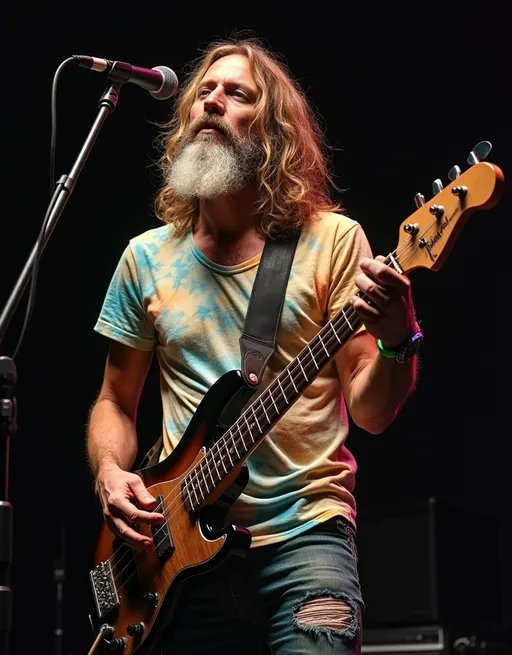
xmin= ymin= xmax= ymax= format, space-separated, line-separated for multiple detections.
xmin=195 ymin=182 xmax=259 ymax=239
xmin=192 ymin=182 xmax=265 ymax=265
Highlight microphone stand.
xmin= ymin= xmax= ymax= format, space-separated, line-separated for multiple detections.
xmin=0 ymin=80 xmax=122 ymax=655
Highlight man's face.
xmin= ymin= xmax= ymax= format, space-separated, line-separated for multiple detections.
xmin=188 ymin=53 xmax=259 ymax=142
xmin=166 ymin=54 xmax=262 ymax=200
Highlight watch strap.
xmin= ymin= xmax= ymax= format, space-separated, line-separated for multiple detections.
xmin=377 ymin=329 xmax=423 ymax=362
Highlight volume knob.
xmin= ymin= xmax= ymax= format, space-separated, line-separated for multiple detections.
xmin=127 ymin=622 xmax=145 ymax=637
xmin=110 ymin=637 xmax=126 ymax=652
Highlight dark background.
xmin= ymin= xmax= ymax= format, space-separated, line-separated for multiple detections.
xmin=1 ymin=1 xmax=510 ymax=653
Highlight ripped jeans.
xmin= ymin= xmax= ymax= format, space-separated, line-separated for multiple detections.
xmin=161 ymin=516 xmax=364 ymax=654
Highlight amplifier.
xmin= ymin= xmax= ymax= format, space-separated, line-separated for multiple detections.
xmin=362 ymin=624 xmax=510 ymax=654
xmin=356 ymin=498 xmax=502 ymax=627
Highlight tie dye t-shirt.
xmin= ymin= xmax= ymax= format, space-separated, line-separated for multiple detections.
xmin=94 ymin=212 xmax=373 ymax=547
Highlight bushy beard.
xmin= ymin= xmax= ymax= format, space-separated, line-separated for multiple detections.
xmin=166 ymin=116 xmax=262 ymax=199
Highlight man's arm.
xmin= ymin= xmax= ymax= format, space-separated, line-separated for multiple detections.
xmin=337 ymin=331 xmax=418 ymax=434
xmin=87 ymin=339 xmax=152 ymax=474
xmin=336 ymin=255 xmax=420 ymax=434
xmin=87 ymin=340 xmax=164 ymax=549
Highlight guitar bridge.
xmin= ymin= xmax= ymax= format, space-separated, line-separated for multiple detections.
xmin=90 ymin=560 xmax=119 ymax=619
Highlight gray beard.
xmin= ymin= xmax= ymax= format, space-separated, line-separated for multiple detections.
xmin=166 ymin=133 xmax=261 ymax=199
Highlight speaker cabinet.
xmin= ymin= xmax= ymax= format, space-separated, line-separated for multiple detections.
xmin=356 ymin=498 xmax=502 ymax=627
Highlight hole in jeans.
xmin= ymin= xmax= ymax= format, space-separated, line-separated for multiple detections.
xmin=292 ymin=589 xmax=359 ymax=644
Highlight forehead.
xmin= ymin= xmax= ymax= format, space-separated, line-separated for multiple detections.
xmin=201 ymin=54 xmax=256 ymax=87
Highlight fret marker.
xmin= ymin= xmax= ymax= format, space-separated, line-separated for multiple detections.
xmin=214 ymin=442 xmax=228 ymax=474
xmin=199 ymin=462 xmax=208 ymax=489
xmin=251 ymin=406 xmax=262 ymax=433
xmin=230 ymin=428 xmax=240 ymax=458
xmin=224 ymin=440 xmax=235 ymax=466
xmin=244 ymin=415 xmax=255 ymax=442
xmin=204 ymin=455 xmax=215 ymax=486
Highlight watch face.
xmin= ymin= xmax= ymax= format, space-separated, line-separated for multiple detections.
xmin=396 ymin=332 xmax=423 ymax=363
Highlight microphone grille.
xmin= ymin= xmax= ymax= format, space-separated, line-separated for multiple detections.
xmin=151 ymin=66 xmax=179 ymax=100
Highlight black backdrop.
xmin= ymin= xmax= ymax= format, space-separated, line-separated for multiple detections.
xmin=1 ymin=1 xmax=510 ymax=653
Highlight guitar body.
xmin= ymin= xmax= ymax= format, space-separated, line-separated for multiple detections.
xmin=89 ymin=370 xmax=254 ymax=655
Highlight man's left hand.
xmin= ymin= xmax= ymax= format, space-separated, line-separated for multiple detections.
xmin=351 ymin=256 xmax=418 ymax=348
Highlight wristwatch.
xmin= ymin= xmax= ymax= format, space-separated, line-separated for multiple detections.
xmin=376 ymin=329 xmax=424 ymax=364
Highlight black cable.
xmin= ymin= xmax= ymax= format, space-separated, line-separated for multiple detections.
xmin=11 ymin=57 xmax=74 ymax=361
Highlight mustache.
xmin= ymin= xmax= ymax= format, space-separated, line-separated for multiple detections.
xmin=186 ymin=114 xmax=233 ymax=140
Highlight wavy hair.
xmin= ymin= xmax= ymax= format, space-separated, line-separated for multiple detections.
xmin=154 ymin=36 xmax=342 ymax=237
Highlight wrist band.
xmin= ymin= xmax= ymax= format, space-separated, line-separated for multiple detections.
xmin=376 ymin=339 xmax=398 ymax=358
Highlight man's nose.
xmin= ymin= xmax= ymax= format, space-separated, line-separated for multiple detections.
xmin=204 ymin=89 xmax=225 ymax=115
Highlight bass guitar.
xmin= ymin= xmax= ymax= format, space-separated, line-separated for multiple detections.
xmin=86 ymin=142 xmax=504 ymax=654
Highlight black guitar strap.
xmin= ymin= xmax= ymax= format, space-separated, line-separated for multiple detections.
xmin=140 ymin=229 xmax=301 ymax=468
xmin=239 ymin=229 xmax=301 ymax=391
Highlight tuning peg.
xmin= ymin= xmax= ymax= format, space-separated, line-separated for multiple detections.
xmin=448 ymin=165 xmax=461 ymax=180
xmin=467 ymin=140 xmax=492 ymax=165
xmin=432 ymin=178 xmax=443 ymax=195
xmin=414 ymin=192 xmax=425 ymax=208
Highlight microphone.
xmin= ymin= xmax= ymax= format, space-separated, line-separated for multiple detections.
xmin=72 ymin=55 xmax=179 ymax=100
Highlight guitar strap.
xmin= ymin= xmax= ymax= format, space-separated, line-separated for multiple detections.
xmin=239 ymin=229 xmax=301 ymax=391
xmin=140 ymin=229 xmax=301 ymax=469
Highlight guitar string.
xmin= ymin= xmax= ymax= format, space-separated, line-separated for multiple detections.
xmin=105 ymin=191 xmax=465 ymax=590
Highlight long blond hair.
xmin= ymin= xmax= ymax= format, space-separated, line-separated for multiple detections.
xmin=154 ymin=36 xmax=341 ymax=237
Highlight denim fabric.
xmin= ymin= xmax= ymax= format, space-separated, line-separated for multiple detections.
xmin=161 ymin=517 xmax=364 ymax=654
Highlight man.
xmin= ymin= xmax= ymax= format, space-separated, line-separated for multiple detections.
xmin=87 ymin=36 xmax=421 ymax=654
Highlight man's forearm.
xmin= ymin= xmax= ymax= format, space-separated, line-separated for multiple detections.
xmin=87 ymin=398 xmax=138 ymax=476
xmin=349 ymin=352 xmax=418 ymax=434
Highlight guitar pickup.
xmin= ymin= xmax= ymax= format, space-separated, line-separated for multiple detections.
xmin=151 ymin=494 xmax=174 ymax=562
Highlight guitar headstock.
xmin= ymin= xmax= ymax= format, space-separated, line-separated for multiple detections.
xmin=395 ymin=141 xmax=504 ymax=274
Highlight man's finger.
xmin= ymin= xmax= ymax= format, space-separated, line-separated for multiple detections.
xmin=106 ymin=516 xmax=154 ymax=550
xmin=129 ymin=476 xmax=158 ymax=510
xmin=115 ymin=520 xmax=154 ymax=550
xmin=110 ymin=497 xmax=164 ymax=525
xmin=360 ymin=258 xmax=410 ymax=290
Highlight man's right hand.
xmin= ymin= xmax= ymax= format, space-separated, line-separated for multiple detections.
xmin=95 ymin=464 xmax=165 ymax=550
